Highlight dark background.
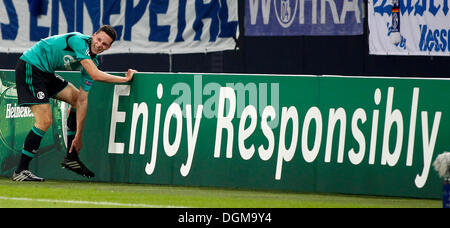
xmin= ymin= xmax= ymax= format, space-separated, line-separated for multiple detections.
xmin=0 ymin=0 xmax=448 ymax=78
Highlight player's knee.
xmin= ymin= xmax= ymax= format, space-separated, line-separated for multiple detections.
xmin=69 ymin=91 xmax=79 ymax=107
xmin=42 ymin=117 xmax=52 ymax=129
xmin=37 ymin=117 xmax=53 ymax=131
xmin=58 ymin=85 xmax=80 ymax=107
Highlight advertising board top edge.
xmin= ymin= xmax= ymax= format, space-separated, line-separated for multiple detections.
xmin=1 ymin=69 xmax=449 ymax=81
xmin=321 ymin=74 xmax=450 ymax=81
xmin=98 ymin=71 xmax=450 ymax=81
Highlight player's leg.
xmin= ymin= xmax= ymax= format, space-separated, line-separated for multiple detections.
xmin=54 ymin=82 xmax=79 ymax=107
xmin=54 ymin=84 xmax=95 ymax=178
xmin=66 ymin=107 xmax=77 ymax=158
xmin=12 ymin=60 xmax=51 ymax=181
xmin=54 ymin=83 xmax=79 ymax=158
xmin=12 ymin=104 xmax=52 ymax=181
xmin=19 ymin=104 xmax=52 ymax=164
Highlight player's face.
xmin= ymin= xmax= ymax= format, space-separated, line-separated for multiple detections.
xmin=91 ymin=31 xmax=113 ymax=55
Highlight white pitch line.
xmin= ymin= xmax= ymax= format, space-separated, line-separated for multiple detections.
xmin=0 ymin=196 xmax=185 ymax=208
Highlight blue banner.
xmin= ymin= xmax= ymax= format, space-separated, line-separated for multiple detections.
xmin=0 ymin=0 xmax=239 ymax=54
xmin=245 ymin=0 xmax=364 ymax=36
xmin=368 ymin=0 xmax=450 ymax=56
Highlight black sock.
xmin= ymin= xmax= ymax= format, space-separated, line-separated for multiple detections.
xmin=16 ymin=126 xmax=46 ymax=173
xmin=66 ymin=107 xmax=78 ymax=160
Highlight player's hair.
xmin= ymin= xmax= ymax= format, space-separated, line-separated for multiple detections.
xmin=97 ymin=25 xmax=117 ymax=44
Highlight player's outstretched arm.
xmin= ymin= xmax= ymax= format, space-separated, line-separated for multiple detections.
xmin=80 ymin=59 xmax=137 ymax=83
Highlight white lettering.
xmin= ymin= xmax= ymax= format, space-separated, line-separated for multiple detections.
xmin=6 ymin=104 xmax=10 ymax=118
xmin=415 ymin=111 xmax=441 ymax=188
xmin=261 ymin=0 xmax=272 ymax=24
xmin=238 ymin=105 xmax=257 ymax=160
xmin=108 ymin=85 xmax=130 ymax=154
xmin=145 ymin=84 xmax=163 ymax=175
xmin=105 ymin=78 xmax=443 ymax=191
xmin=321 ymin=0 xmax=340 ymax=24
xmin=258 ymin=106 xmax=276 ymax=161
xmin=406 ymin=88 xmax=419 ymax=166
xmin=348 ymin=108 xmax=367 ymax=165
xmin=340 ymin=0 xmax=361 ymax=23
xmin=181 ymin=104 xmax=203 ymax=177
xmin=129 ymin=102 xmax=148 ymax=155
xmin=249 ymin=0 xmax=363 ymax=26
xmin=301 ymin=106 xmax=322 ymax=163
xmin=325 ymin=108 xmax=347 ymax=163
xmin=249 ymin=0 xmax=259 ymax=25
xmin=214 ymin=87 xmax=236 ymax=158
xmin=163 ymin=103 xmax=183 ymax=157
xmin=5 ymin=104 xmax=34 ymax=119
xmin=381 ymin=87 xmax=404 ymax=167
xmin=369 ymin=88 xmax=381 ymax=165
xmin=275 ymin=106 xmax=299 ymax=180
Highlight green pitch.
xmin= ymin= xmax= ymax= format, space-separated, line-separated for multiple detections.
xmin=0 ymin=177 xmax=441 ymax=208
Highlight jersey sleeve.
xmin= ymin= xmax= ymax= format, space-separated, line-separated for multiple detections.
xmin=80 ymin=68 xmax=94 ymax=92
xmin=80 ymin=57 xmax=98 ymax=92
xmin=67 ymin=35 xmax=91 ymax=61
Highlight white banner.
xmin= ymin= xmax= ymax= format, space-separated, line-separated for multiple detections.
xmin=368 ymin=0 xmax=450 ymax=56
xmin=0 ymin=0 xmax=239 ymax=54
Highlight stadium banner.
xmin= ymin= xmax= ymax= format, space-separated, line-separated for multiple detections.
xmin=368 ymin=0 xmax=450 ymax=56
xmin=0 ymin=0 xmax=239 ymax=54
xmin=245 ymin=0 xmax=364 ymax=36
xmin=1 ymin=70 xmax=450 ymax=199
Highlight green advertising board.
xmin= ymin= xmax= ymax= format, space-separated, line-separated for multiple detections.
xmin=1 ymin=70 xmax=448 ymax=199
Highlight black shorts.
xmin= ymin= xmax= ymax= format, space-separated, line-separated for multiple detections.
xmin=15 ymin=59 xmax=68 ymax=106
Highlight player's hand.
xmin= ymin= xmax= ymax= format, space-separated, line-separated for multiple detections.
xmin=125 ymin=69 xmax=137 ymax=82
xmin=69 ymin=136 xmax=82 ymax=154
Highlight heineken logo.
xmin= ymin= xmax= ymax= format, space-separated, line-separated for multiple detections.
xmin=5 ymin=103 xmax=34 ymax=119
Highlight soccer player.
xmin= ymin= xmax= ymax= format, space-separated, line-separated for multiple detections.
xmin=12 ymin=25 xmax=137 ymax=181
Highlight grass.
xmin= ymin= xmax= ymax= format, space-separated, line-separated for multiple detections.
xmin=0 ymin=177 xmax=441 ymax=208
